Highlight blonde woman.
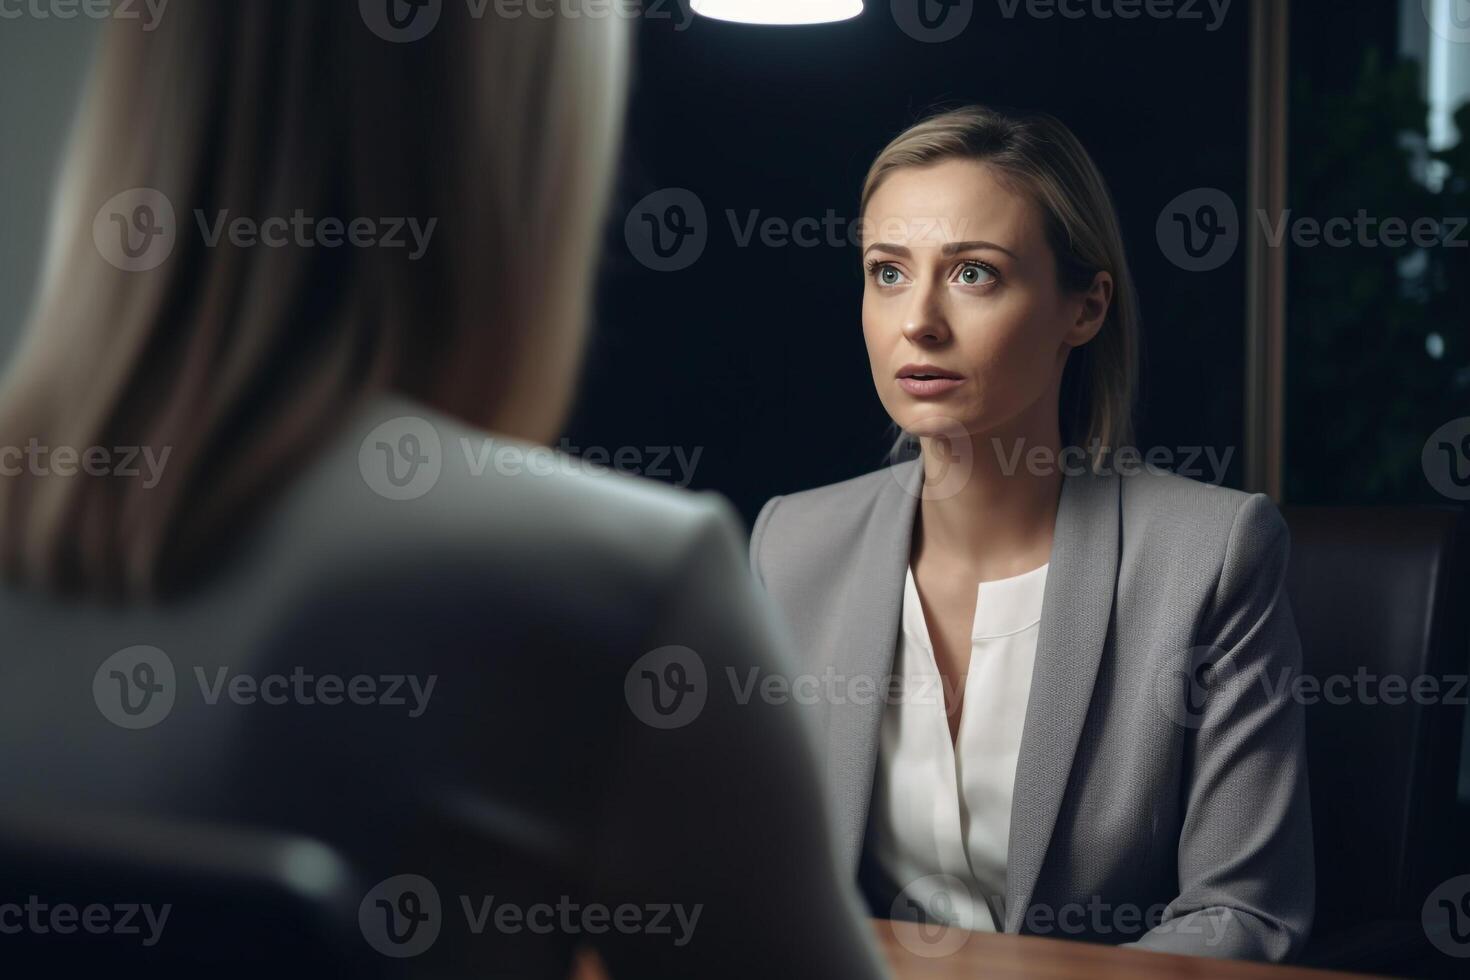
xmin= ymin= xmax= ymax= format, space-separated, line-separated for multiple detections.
xmin=751 ymin=107 xmax=1313 ymax=961
xmin=0 ymin=4 xmax=887 ymax=977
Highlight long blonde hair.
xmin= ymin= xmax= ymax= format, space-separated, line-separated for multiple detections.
xmin=0 ymin=2 xmax=629 ymax=598
xmin=862 ymin=106 xmax=1138 ymax=465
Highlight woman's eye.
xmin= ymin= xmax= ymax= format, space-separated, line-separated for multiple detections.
xmin=956 ymin=262 xmax=996 ymax=286
xmin=875 ymin=265 xmax=904 ymax=286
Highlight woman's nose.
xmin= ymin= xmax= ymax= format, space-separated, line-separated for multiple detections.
xmin=900 ymin=278 xmax=950 ymax=346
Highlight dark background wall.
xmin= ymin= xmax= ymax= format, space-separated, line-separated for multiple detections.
xmin=5 ymin=3 xmax=1459 ymax=523
xmin=570 ymin=1 xmax=1252 ymax=527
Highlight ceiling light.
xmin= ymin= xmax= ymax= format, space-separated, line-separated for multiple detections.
xmin=690 ymin=1 xmax=864 ymax=26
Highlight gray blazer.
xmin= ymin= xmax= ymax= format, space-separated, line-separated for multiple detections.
xmin=0 ymin=393 xmax=887 ymax=979
xmin=750 ymin=457 xmax=1314 ymax=961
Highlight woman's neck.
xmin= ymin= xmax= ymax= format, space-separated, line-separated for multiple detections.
xmin=912 ymin=410 xmax=1064 ymax=582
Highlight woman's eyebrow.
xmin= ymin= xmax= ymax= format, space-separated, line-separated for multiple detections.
xmin=941 ymin=240 xmax=1019 ymax=259
xmin=861 ymin=240 xmax=1019 ymax=260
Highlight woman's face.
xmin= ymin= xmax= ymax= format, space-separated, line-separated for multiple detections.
xmin=861 ymin=158 xmax=1109 ymax=446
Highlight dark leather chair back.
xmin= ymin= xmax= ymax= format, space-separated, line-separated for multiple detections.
xmin=1283 ymin=506 xmax=1469 ymax=975
xmin=0 ymin=806 xmax=395 ymax=977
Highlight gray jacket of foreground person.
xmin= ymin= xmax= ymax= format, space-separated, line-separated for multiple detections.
xmin=751 ymin=456 xmax=1315 ymax=962
xmin=0 ymin=393 xmax=889 ymax=979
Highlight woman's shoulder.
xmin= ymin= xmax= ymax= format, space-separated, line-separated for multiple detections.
xmin=752 ymin=458 xmax=1284 ymax=535
xmin=750 ymin=460 xmax=1289 ymax=584
xmin=1117 ymin=465 xmax=1287 ymax=541
xmin=761 ymin=458 xmax=918 ymax=512
xmin=253 ymin=392 xmax=743 ymax=609
xmin=753 ymin=459 xmax=919 ymax=534
xmin=750 ymin=459 xmax=922 ymax=581
xmin=1115 ymin=467 xmax=1291 ymax=590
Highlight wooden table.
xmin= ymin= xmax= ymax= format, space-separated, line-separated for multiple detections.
xmin=571 ymin=920 xmax=1387 ymax=979
xmin=872 ymin=919 xmax=1384 ymax=979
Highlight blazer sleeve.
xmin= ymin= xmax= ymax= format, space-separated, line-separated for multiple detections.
xmin=587 ymin=493 xmax=886 ymax=979
xmin=748 ymin=494 xmax=783 ymax=589
xmin=1132 ymin=493 xmax=1315 ymax=961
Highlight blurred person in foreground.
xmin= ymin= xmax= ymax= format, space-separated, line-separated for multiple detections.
xmin=0 ymin=3 xmax=887 ymax=977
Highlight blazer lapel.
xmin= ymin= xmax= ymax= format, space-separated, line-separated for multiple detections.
xmin=1003 ymin=468 xmax=1121 ymax=931
xmin=827 ymin=457 xmax=924 ymax=871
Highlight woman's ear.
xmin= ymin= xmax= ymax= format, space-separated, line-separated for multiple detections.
xmin=1065 ymin=271 xmax=1113 ymax=347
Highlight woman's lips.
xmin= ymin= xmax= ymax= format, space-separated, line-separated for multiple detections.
xmin=897 ymin=376 xmax=964 ymax=396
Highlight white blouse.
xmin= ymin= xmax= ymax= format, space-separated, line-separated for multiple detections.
xmin=869 ymin=561 xmax=1049 ymax=932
